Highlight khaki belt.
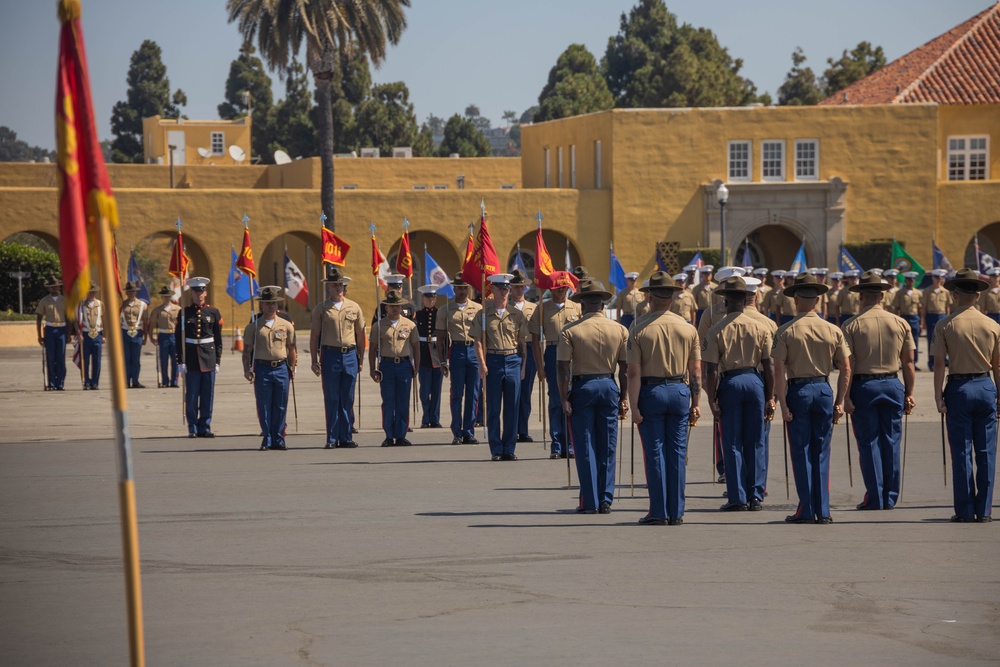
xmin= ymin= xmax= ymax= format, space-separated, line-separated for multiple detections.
xmin=487 ymin=349 xmax=518 ymax=356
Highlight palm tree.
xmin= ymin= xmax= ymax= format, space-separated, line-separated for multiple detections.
xmin=227 ymin=0 xmax=409 ymax=230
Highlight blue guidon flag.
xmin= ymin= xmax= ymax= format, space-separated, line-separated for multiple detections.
xmin=424 ymin=249 xmax=454 ymax=298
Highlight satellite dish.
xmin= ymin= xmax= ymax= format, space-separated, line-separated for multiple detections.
xmin=274 ymin=149 xmax=292 ymax=165
xmin=197 ymin=147 xmax=210 ymax=159
xmin=228 ymin=145 xmax=246 ymax=162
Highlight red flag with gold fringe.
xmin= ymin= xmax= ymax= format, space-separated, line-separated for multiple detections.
xmin=461 ymin=214 xmax=501 ymax=289
xmin=236 ymin=226 xmax=257 ymax=277
xmin=321 ymin=227 xmax=350 ymax=266
xmin=168 ymin=232 xmax=191 ymax=278
xmin=56 ymin=0 xmax=119 ymax=321
xmin=395 ymin=231 xmax=413 ymax=279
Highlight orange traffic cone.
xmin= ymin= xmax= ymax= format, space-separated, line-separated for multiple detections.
xmin=232 ymin=327 xmax=243 ymax=352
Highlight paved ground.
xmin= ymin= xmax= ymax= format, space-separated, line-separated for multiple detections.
xmin=1 ymin=343 xmax=998 ymax=666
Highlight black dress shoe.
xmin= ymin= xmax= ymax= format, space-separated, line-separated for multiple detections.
xmin=396 ymin=438 xmax=412 ymax=447
xmin=407 ymin=427 xmax=413 ymax=433
xmin=598 ymin=502 xmax=611 ymax=514
xmin=462 ymin=436 xmax=479 ymax=445
xmin=188 ymin=432 xmax=196 ymax=439
xmin=785 ymin=514 xmax=814 ymax=524
xmin=749 ymin=499 xmax=763 ymax=511
xmin=550 ymin=453 xmax=561 ymax=459
xmin=717 ymin=473 xmax=726 ymax=483
xmin=500 ymin=453 xmax=517 ymax=461
xmin=816 ymin=516 xmax=833 ymax=524
xmin=517 ymin=434 xmax=534 ymax=442
xmin=856 ymin=502 xmax=873 ymax=510
xmin=133 ymin=383 xmax=145 ymax=389
xmin=576 ymin=507 xmax=597 ymax=514
xmin=491 ymin=455 xmax=501 ymax=461
xmin=337 ymin=441 xmax=359 ymax=448
xmin=668 ymin=517 xmax=684 ymax=526
xmin=272 ymin=443 xmax=287 ymax=451
xmin=325 ymin=441 xmax=336 ymax=449
xmin=430 ymin=423 xmax=443 ymax=428
xmin=452 ymin=437 xmax=463 ymax=445
xmin=720 ymin=502 xmax=748 ymax=512
xmin=951 ymin=515 xmax=975 ymax=523
xmin=197 ymin=431 xmax=215 ymax=438
xmin=259 ymin=444 xmax=269 ymax=450
xmin=637 ymin=515 xmax=666 ymax=525
xmin=976 ymin=515 xmax=992 ymax=523
xmin=475 ymin=421 xmax=484 ymax=427
xmin=351 ymin=427 xmax=359 ymax=434
xmin=381 ymin=438 xmax=393 ymax=447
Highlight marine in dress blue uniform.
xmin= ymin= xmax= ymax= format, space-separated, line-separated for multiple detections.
xmin=147 ymin=285 xmax=180 ymax=387
xmin=932 ymin=268 xmax=1000 ymax=523
xmin=243 ymin=286 xmax=297 ymax=451
xmin=436 ymin=273 xmax=483 ymax=445
xmin=176 ymin=277 xmax=223 ymax=437
xmin=415 ymin=285 xmax=444 ymax=429
xmin=35 ymin=276 xmax=68 ymax=390
xmin=529 ymin=271 xmax=581 ymax=458
xmin=559 ymin=280 xmax=629 ymax=513
xmin=509 ymin=270 xmax=537 ymax=442
xmin=704 ymin=276 xmax=776 ymax=512
xmin=79 ymin=284 xmax=104 ymax=389
xmin=842 ymin=271 xmax=916 ymax=510
xmin=471 ymin=274 xmax=528 ymax=460
xmin=369 ymin=290 xmax=420 ymax=446
xmin=627 ymin=272 xmax=701 ymax=525
xmin=774 ymin=273 xmax=851 ymax=524
xmin=310 ymin=268 xmax=365 ymax=448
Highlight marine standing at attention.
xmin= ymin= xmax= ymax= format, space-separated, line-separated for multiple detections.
xmin=176 ymin=277 xmax=223 ymax=438
xmin=415 ymin=284 xmax=444 ymax=429
xmin=369 ymin=290 xmax=420 ymax=447
xmin=510 ymin=269 xmax=538 ymax=443
xmin=147 ymin=285 xmax=180 ymax=387
xmin=120 ymin=281 xmax=148 ymax=389
xmin=79 ymin=283 xmax=103 ymax=390
xmin=243 ymin=286 xmax=297 ymax=451
xmin=436 ymin=273 xmax=484 ymax=445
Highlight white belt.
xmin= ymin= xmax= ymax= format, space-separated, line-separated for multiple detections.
xmin=186 ymin=337 xmax=215 ymax=344
xmin=158 ymin=328 xmax=174 ymax=333
xmin=45 ymin=323 xmax=66 ymax=327
xmin=419 ymin=336 xmax=437 ymax=342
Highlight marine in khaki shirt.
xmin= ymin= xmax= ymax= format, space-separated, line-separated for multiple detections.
xmin=529 ymin=293 xmax=581 ymax=376
xmin=469 ymin=300 xmax=528 ymax=365
xmin=311 ymin=294 xmax=365 ymax=349
xmin=369 ymin=312 xmax=420 ymax=363
xmin=669 ymin=278 xmax=696 ymax=324
xmin=892 ymin=284 xmax=923 ymax=317
xmin=612 ymin=277 xmax=645 ymax=318
xmin=843 ymin=305 xmax=915 ymax=376
xmin=931 ymin=304 xmax=1000 ymax=377
xmin=243 ymin=313 xmax=297 ymax=365
xmin=979 ymin=271 xmax=1000 ymax=315
xmin=146 ymin=297 xmax=180 ymax=342
xmin=435 ymin=296 xmax=483 ymax=346
xmin=836 ymin=287 xmax=861 ymax=321
xmin=120 ymin=293 xmax=148 ymax=341
xmin=691 ymin=271 xmax=718 ymax=311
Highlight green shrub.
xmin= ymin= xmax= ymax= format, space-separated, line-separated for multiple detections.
xmin=0 ymin=242 xmax=61 ymax=313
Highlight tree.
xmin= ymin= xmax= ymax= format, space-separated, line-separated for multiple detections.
xmin=437 ymin=114 xmax=490 ymax=157
xmin=110 ymin=40 xmax=186 ymax=163
xmin=354 ymin=81 xmax=420 ymax=156
xmin=218 ymin=42 xmax=275 ymax=162
xmin=0 ymin=241 xmax=60 ymax=313
xmin=501 ymin=110 xmax=518 ymax=127
xmin=777 ymin=47 xmax=823 ymax=106
xmin=228 ymin=0 xmax=409 ymax=230
xmin=425 ymin=113 xmax=445 ymax=135
xmin=520 ymin=106 xmax=539 ymax=124
xmin=464 ymin=104 xmax=480 ymax=119
xmin=601 ymin=0 xmax=761 ymax=108
xmin=325 ymin=44 xmax=373 ymax=154
xmin=270 ymin=60 xmax=316 ymax=160
xmin=536 ymin=44 xmax=614 ymax=122
xmin=412 ymin=124 xmax=435 ymax=157
xmin=0 ymin=127 xmax=55 ymax=162
xmin=823 ymin=41 xmax=886 ymax=97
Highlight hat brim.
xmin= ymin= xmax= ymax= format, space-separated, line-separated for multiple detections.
xmin=381 ymin=299 xmax=409 ymax=306
xmin=784 ymin=283 xmax=830 ymax=297
xmin=848 ymin=283 xmax=892 ymax=293
xmin=944 ymin=277 xmax=989 ymax=292
xmin=570 ymin=290 xmax=612 ymax=302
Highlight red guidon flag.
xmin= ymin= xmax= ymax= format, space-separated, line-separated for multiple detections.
xmin=236 ymin=226 xmax=256 ymax=277
xmin=371 ymin=233 xmax=390 ymax=290
xmin=168 ymin=231 xmax=191 ymax=278
xmin=321 ymin=227 xmax=350 ymax=266
xmin=395 ymin=231 xmax=413 ymax=279
xmin=534 ymin=227 xmax=557 ymax=290
xmin=56 ymin=0 xmax=119 ymax=321
xmin=461 ymin=214 xmax=501 ymax=290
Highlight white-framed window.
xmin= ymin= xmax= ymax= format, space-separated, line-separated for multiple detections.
xmin=544 ymin=147 xmax=551 ymax=188
xmin=595 ymin=140 xmax=602 ymax=189
xmin=570 ymin=144 xmax=577 ymax=188
xmin=557 ymin=146 xmax=564 ymax=188
xmin=761 ymin=140 xmax=785 ymax=181
xmin=794 ymin=139 xmax=819 ymax=180
xmin=210 ymin=132 xmax=225 ymax=155
xmin=728 ymin=141 xmax=751 ymax=182
xmin=947 ymin=136 xmax=989 ymax=181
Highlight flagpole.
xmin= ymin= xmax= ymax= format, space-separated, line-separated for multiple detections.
xmin=97 ymin=212 xmax=146 ymax=667
xmin=371 ymin=223 xmax=381 ymax=425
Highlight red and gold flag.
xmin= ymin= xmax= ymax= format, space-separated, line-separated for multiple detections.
xmin=534 ymin=227 xmax=556 ymax=289
xmin=321 ymin=227 xmax=351 ymax=266
xmin=168 ymin=232 xmax=191 ymax=279
xmin=236 ymin=226 xmax=256 ymax=277
xmin=395 ymin=231 xmax=413 ymax=279
xmin=56 ymin=0 xmax=119 ymax=321
xmin=461 ymin=214 xmax=501 ymax=289
xmin=371 ymin=234 xmax=386 ymax=275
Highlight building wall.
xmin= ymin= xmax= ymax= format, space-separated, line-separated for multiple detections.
xmin=939 ymin=104 xmax=1000 ymax=179
xmin=142 ymin=115 xmax=253 ymax=166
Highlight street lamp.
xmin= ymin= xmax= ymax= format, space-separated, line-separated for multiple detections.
xmin=716 ymin=183 xmax=729 ymax=267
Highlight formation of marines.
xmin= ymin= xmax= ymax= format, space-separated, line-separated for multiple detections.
xmin=31 ymin=258 xmax=997 ymax=524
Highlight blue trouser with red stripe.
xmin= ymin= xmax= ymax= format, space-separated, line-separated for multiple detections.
xmin=718 ymin=370 xmax=766 ymax=504
xmin=850 ymin=377 xmax=904 ymax=509
xmin=786 ymin=378 xmax=834 ymax=520
xmin=379 ymin=357 xmax=412 ymax=440
xmin=517 ymin=342 xmax=536 ymax=437
xmin=485 ymin=352 xmax=521 ymax=457
xmin=449 ymin=345 xmax=480 ymax=439
xmin=637 ymin=380 xmax=689 ymax=519
xmin=43 ymin=325 xmax=67 ymax=389
xmin=569 ymin=376 xmax=619 ymax=511
xmin=255 ymin=361 xmax=289 ymax=449
xmin=321 ymin=347 xmax=358 ymax=444
xmin=158 ymin=334 xmax=178 ymax=386
xmin=185 ymin=366 xmax=216 ymax=435
xmin=903 ymin=314 xmax=920 ymax=365
xmin=944 ymin=376 xmax=997 ymax=520
xmin=82 ymin=332 xmax=103 ymax=388
xmin=122 ymin=329 xmax=142 ymax=386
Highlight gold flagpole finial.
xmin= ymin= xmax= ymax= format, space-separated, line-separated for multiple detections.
xmin=58 ymin=0 xmax=82 ymax=23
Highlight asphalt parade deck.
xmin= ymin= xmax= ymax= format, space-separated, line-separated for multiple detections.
xmin=1 ymin=344 xmax=997 ymax=665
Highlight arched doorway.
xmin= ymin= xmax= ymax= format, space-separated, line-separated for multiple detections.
xmin=133 ymin=231 xmax=212 ymax=298
xmin=258 ymin=231 xmax=322 ymax=325
xmin=733 ymin=238 xmax=766 ymax=268
xmin=740 ymin=224 xmax=802 ymax=272
xmin=385 ymin=230 xmax=462 ymax=301
xmin=963 ymin=222 xmax=1000 ymax=268
xmin=506 ymin=230 xmax=582 ymax=301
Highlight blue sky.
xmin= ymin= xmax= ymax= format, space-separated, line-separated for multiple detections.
xmin=0 ymin=0 xmax=990 ymax=151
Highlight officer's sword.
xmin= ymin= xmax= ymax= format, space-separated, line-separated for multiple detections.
xmin=901 ymin=406 xmax=910 ymax=498
xmin=42 ymin=343 xmax=48 ymax=391
xmin=616 ymin=410 xmax=623 ymax=500
xmin=712 ymin=416 xmax=719 ymax=484
xmin=291 ymin=373 xmax=299 ymax=432
xmin=782 ymin=420 xmax=790 ymax=500
xmin=844 ymin=413 xmax=854 ymax=487
xmin=630 ymin=418 xmax=635 ymax=497
xmin=940 ymin=413 xmax=948 ymax=486
xmin=155 ymin=334 xmax=161 ymax=388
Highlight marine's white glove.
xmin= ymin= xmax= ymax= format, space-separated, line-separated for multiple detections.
xmin=215 ymin=364 xmax=220 ymax=373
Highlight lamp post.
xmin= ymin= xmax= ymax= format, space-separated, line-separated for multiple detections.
xmin=716 ymin=183 xmax=729 ymax=267
xmin=8 ymin=270 xmax=30 ymax=313
xmin=168 ymin=144 xmax=177 ymax=189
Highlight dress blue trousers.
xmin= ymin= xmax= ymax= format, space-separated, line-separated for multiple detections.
xmin=44 ymin=325 xmax=67 ymax=389
xmin=620 ymin=314 xmax=635 ymax=330
xmin=850 ymin=378 xmax=904 ymax=509
xmin=719 ymin=371 xmax=766 ymax=504
xmin=925 ymin=313 xmax=942 ymax=370
xmin=449 ymin=345 xmax=480 ymax=439
xmin=485 ymin=353 xmax=521 ymax=456
xmin=158 ymin=335 xmax=178 ymax=386
xmin=321 ymin=348 xmax=358 ymax=444
xmin=780 ymin=315 xmax=794 ymax=326
xmin=419 ymin=366 xmax=443 ymax=426
xmin=903 ymin=314 xmax=920 ymax=363
xmin=944 ymin=376 xmax=997 ymax=520
xmin=637 ymin=381 xmax=690 ymax=519
xmin=122 ymin=329 xmax=142 ymax=386
xmin=786 ymin=378 xmax=834 ymax=520
xmin=988 ymin=313 xmax=1000 ymax=325
xmin=379 ymin=358 xmax=412 ymax=439
xmin=517 ymin=342 xmax=536 ymax=437
xmin=255 ymin=361 xmax=289 ymax=449
xmin=544 ymin=345 xmax=571 ymax=455
xmin=569 ymin=377 xmax=619 ymax=511
xmin=185 ymin=366 xmax=216 ymax=435
xmin=82 ymin=332 xmax=103 ymax=388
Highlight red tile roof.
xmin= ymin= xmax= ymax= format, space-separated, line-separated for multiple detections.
xmin=819 ymin=2 xmax=1000 ymax=105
